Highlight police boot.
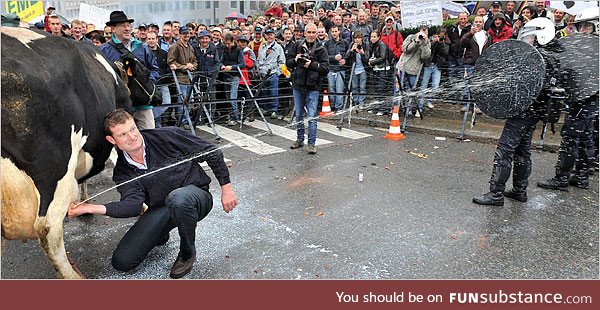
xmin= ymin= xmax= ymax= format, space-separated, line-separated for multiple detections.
xmin=503 ymin=188 xmax=528 ymax=202
xmin=537 ymin=177 xmax=569 ymax=191
xmin=505 ymin=157 xmax=530 ymax=202
xmin=569 ymin=175 xmax=590 ymax=189
xmin=473 ymin=191 xmax=504 ymax=206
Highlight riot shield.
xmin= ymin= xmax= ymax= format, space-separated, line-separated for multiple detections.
xmin=472 ymin=39 xmax=546 ymax=119
xmin=558 ymin=33 xmax=599 ymax=101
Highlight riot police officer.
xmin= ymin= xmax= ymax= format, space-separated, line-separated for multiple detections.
xmin=474 ymin=18 xmax=565 ymax=206
xmin=537 ymin=8 xmax=599 ymax=191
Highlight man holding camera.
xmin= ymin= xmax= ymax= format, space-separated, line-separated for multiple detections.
xmin=286 ymin=23 xmax=329 ymax=155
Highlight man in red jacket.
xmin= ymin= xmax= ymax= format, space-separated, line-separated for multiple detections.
xmin=488 ymin=12 xmax=513 ymax=43
xmin=380 ymin=15 xmax=403 ymax=64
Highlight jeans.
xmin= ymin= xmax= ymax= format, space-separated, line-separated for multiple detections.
xmin=175 ymin=84 xmax=191 ymax=125
xmin=327 ymin=71 xmax=346 ymax=110
xmin=293 ymin=88 xmax=319 ymax=145
xmin=111 ymin=185 xmax=213 ymax=272
xmin=262 ymin=74 xmax=279 ymax=113
xmin=400 ymin=71 xmax=417 ymax=93
xmin=153 ymin=85 xmax=171 ymax=127
xmin=224 ymin=75 xmax=240 ymax=121
xmin=351 ymin=71 xmax=367 ymax=106
xmin=418 ymin=64 xmax=441 ymax=110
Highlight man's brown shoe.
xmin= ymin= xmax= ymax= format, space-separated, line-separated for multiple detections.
xmin=169 ymin=252 xmax=196 ymax=279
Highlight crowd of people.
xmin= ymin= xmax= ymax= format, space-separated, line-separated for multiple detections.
xmin=32 ymin=2 xmax=587 ymax=123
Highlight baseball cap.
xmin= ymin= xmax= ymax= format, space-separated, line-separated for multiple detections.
xmin=179 ymin=25 xmax=190 ymax=33
xmin=254 ymin=26 xmax=263 ymax=33
xmin=138 ymin=23 xmax=147 ymax=29
xmin=385 ymin=16 xmax=395 ymax=22
xmin=212 ymin=26 xmax=222 ymax=33
xmin=198 ymin=30 xmax=210 ymax=37
xmin=264 ymin=28 xmax=275 ymax=34
xmin=237 ymin=35 xmax=249 ymax=42
xmin=491 ymin=1 xmax=502 ymax=7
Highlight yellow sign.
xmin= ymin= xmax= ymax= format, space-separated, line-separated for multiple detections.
xmin=5 ymin=1 xmax=44 ymax=22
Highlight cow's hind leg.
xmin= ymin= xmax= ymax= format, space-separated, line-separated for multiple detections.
xmin=35 ymin=127 xmax=88 ymax=279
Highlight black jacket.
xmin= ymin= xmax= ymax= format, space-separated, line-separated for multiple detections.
xmin=447 ymin=23 xmax=471 ymax=58
xmin=285 ymin=39 xmax=329 ymax=91
xmin=324 ymin=37 xmax=349 ymax=72
xmin=343 ymin=42 xmax=370 ymax=68
xmin=105 ymin=127 xmax=230 ymax=218
xmin=220 ymin=44 xmax=245 ymax=76
xmin=423 ymin=41 xmax=449 ymax=68
xmin=368 ymin=40 xmax=390 ymax=70
xmin=194 ymin=43 xmax=221 ymax=74
xmin=460 ymin=31 xmax=492 ymax=65
xmin=150 ymin=46 xmax=169 ymax=76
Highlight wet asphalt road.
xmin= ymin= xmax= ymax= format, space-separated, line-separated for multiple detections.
xmin=1 ymin=120 xmax=598 ymax=279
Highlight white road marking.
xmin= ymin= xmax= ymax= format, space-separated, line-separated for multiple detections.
xmin=313 ymin=122 xmax=372 ymax=139
xmin=197 ymin=125 xmax=286 ymax=155
xmin=245 ymin=121 xmax=333 ymax=146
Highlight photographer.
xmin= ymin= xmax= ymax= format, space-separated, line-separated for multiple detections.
xmin=397 ymin=26 xmax=431 ymax=104
xmin=286 ymin=23 xmax=329 ymax=155
xmin=418 ymin=29 xmax=449 ymax=116
xmin=344 ymin=31 xmax=370 ymax=110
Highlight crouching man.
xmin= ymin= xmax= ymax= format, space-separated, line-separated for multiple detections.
xmin=69 ymin=109 xmax=238 ymax=278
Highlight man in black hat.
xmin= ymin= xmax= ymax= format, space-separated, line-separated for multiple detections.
xmin=100 ymin=11 xmax=160 ymax=130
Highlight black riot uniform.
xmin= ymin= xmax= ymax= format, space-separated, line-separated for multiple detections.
xmin=473 ymin=39 xmax=566 ymax=206
xmin=537 ymin=91 xmax=599 ymax=190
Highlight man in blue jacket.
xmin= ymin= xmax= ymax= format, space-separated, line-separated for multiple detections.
xmin=100 ymin=11 xmax=160 ymax=130
xmin=69 ymin=109 xmax=238 ymax=279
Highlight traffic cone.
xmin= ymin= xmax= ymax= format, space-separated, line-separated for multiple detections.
xmin=384 ymin=105 xmax=406 ymax=140
xmin=319 ymin=90 xmax=334 ymax=117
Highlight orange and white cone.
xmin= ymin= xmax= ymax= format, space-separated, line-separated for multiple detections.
xmin=384 ymin=105 xmax=406 ymax=140
xmin=319 ymin=90 xmax=334 ymax=117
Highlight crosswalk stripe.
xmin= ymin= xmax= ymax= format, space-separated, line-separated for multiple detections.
xmin=197 ymin=125 xmax=286 ymax=155
xmin=245 ymin=121 xmax=333 ymax=146
xmin=314 ymin=122 xmax=372 ymax=139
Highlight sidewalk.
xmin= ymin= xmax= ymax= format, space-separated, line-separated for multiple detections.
xmin=327 ymin=102 xmax=563 ymax=152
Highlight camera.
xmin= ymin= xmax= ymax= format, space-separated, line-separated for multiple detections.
xmin=356 ymin=44 xmax=362 ymax=50
xmin=418 ymin=34 xmax=424 ymax=40
xmin=297 ymin=53 xmax=311 ymax=66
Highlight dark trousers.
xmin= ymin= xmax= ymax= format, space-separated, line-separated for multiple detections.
xmin=489 ymin=117 xmax=538 ymax=193
xmin=556 ymin=108 xmax=596 ymax=181
xmin=111 ymin=185 xmax=213 ymax=272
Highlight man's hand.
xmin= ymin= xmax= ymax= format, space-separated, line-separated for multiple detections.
xmin=220 ymin=183 xmax=238 ymax=213
xmin=334 ymin=54 xmax=342 ymax=61
xmin=303 ymin=59 xmax=311 ymax=68
xmin=185 ymin=63 xmax=194 ymax=71
xmin=68 ymin=202 xmax=106 ymax=219
xmin=169 ymin=63 xmax=177 ymax=70
xmin=68 ymin=202 xmax=89 ymax=219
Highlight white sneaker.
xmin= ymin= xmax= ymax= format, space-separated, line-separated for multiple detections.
xmin=427 ymin=102 xmax=435 ymax=109
xmin=414 ymin=110 xmax=421 ymax=118
xmin=376 ymin=111 xmax=384 ymax=116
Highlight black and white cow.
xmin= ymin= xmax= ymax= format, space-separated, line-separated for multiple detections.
xmin=1 ymin=27 xmax=144 ymax=278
